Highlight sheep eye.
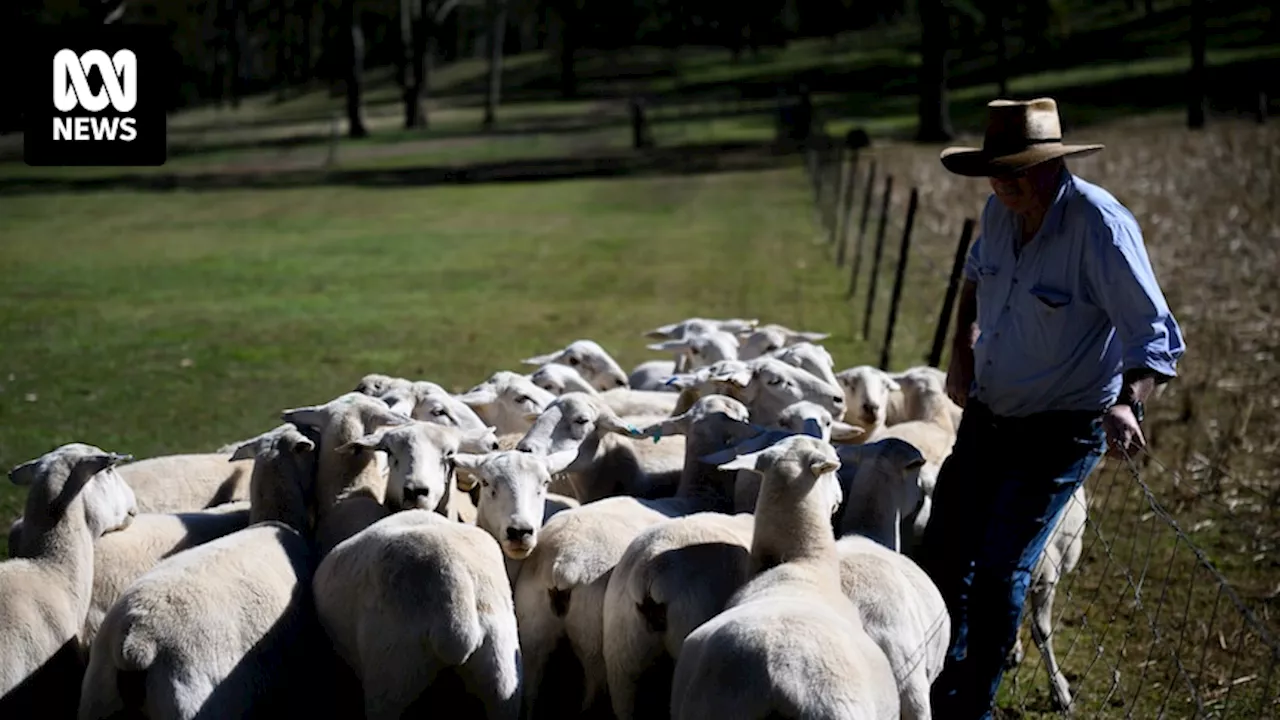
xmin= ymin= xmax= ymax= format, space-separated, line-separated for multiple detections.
xmin=690 ymin=347 xmax=700 ymax=355
xmin=481 ymin=479 xmax=490 ymax=488
xmin=431 ymin=407 xmax=447 ymax=416
xmin=573 ymin=417 xmax=590 ymax=425
xmin=766 ymin=377 xmax=783 ymax=386
xmin=766 ymin=344 xmax=779 ymax=352
xmin=514 ymin=395 xmax=531 ymax=404
xmin=568 ymin=357 xmax=580 ymax=366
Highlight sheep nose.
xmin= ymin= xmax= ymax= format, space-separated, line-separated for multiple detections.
xmin=862 ymin=402 xmax=877 ymax=415
xmin=506 ymin=526 xmax=534 ymax=542
xmin=615 ymin=377 xmax=628 ymax=388
xmin=514 ymin=441 xmax=533 ymax=453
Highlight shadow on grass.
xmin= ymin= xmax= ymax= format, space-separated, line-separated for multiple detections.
xmin=0 ymin=141 xmax=803 ymax=196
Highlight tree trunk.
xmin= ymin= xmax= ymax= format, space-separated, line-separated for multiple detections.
xmin=212 ymin=0 xmax=227 ymax=105
xmin=483 ymin=0 xmax=507 ymax=128
xmin=401 ymin=0 xmax=426 ymax=127
xmin=1187 ymin=0 xmax=1206 ymax=129
xmin=916 ymin=0 xmax=954 ymax=142
xmin=298 ymin=0 xmax=313 ymax=83
xmin=227 ymin=0 xmax=242 ymax=108
xmin=993 ymin=1 xmax=1008 ymax=96
xmin=344 ymin=0 xmax=369 ymax=137
xmin=559 ymin=3 xmax=577 ymax=98
xmin=274 ymin=0 xmax=289 ymax=101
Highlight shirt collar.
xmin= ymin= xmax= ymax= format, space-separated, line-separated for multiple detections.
xmin=1039 ymin=166 xmax=1075 ymax=238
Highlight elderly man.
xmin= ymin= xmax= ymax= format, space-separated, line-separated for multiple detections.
xmin=919 ymin=97 xmax=1186 ymax=717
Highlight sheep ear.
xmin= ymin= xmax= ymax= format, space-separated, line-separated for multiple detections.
xmin=716 ymin=448 xmax=767 ymax=474
xmin=594 ymin=409 xmax=634 ymax=436
xmin=336 ymin=428 xmax=388 ymax=455
xmin=543 ymin=448 xmax=579 ymax=476
xmin=663 ymin=373 xmax=697 ymax=389
xmin=795 ymin=331 xmax=830 ymax=342
xmin=629 ymin=414 xmax=688 ymax=440
xmin=699 ymin=430 xmax=785 ymax=465
xmin=228 ymin=439 xmax=261 ymax=462
xmin=521 ymin=352 xmax=560 ymax=366
xmin=458 ymin=427 xmax=499 ymax=454
xmin=830 ymin=421 xmax=865 ymax=444
xmin=647 ymin=339 xmax=690 ymax=353
xmin=718 ymin=318 xmax=759 ymax=334
xmin=456 ymin=386 xmax=499 ymax=407
xmin=644 ymin=322 xmax=684 ymax=339
xmin=280 ymin=404 xmax=326 ymax=431
xmin=451 ymin=452 xmax=486 ymax=472
xmin=8 ymin=458 xmax=41 ymax=486
xmin=883 ymin=376 xmax=902 ymax=392
xmin=810 ymin=459 xmax=841 ymax=477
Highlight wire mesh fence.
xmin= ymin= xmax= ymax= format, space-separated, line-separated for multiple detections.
xmin=798 ymin=130 xmax=1280 ymax=719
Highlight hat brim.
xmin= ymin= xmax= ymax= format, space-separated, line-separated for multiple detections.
xmin=939 ymin=143 xmax=1105 ymax=177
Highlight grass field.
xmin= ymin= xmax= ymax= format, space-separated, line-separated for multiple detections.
xmin=1 ymin=2 xmax=1278 ymax=715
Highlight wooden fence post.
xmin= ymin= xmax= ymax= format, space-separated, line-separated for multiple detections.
xmin=928 ymin=218 xmax=977 ymax=368
xmin=835 ymin=148 xmax=860 ymax=266
xmin=861 ymin=175 xmax=894 ymax=341
xmin=880 ymin=188 xmax=918 ymax=371
xmin=846 ymin=160 xmax=877 ymax=298
xmin=825 ymin=143 xmax=846 ymax=239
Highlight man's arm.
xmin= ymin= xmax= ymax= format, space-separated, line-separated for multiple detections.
xmin=944 ymin=279 xmax=978 ymax=407
xmin=1086 ymin=213 xmax=1186 ymax=455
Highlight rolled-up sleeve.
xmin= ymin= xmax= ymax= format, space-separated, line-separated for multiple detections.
xmin=1085 ymin=213 xmax=1186 ymax=380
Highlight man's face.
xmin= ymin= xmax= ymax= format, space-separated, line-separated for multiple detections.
xmin=988 ymin=160 xmax=1060 ymax=215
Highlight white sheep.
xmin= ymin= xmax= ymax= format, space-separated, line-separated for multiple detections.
xmin=1008 ymin=483 xmax=1090 ymax=712
xmin=521 ymin=339 xmax=630 ymax=390
xmin=278 ymin=392 xmax=413 ymax=555
xmin=832 ymin=438 xmax=929 ymax=553
xmin=79 ymin=502 xmax=252 ymax=657
xmin=312 ymin=509 xmax=521 ymax=720
xmin=671 ymin=435 xmax=899 ymax=719
xmin=450 ymin=450 xmax=581 ymax=581
xmin=353 ymin=372 xmax=412 ymax=397
xmin=765 ymin=341 xmax=842 ymax=388
xmin=0 ymin=444 xmax=136 ymax=715
xmin=603 ymin=511 xmax=755 ymax=720
xmin=377 ymin=380 xmax=490 ymax=430
xmin=645 ymin=329 xmax=741 ymax=371
xmin=737 ymin=323 xmax=830 ymax=360
xmin=835 ymin=534 xmax=950 ymax=720
xmin=511 ymin=395 xmax=760 ymax=719
xmin=837 ymin=364 xmax=962 ymax=436
xmin=514 ymin=392 xmax=686 ymax=502
xmin=111 ymin=452 xmax=253 ymax=515
xmin=339 ymin=420 xmax=495 ymax=522
xmin=527 ymin=363 xmax=680 ymax=418
xmin=632 ymin=318 xmax=758 ymax=389
xmin=866 ymin=380 xmax=958 ymax=468
xmin=457 ymin=371 xmax=557 ymax=436
xmin=79 ymin=425 xmax=320 ymax=720
xmin=665 ymin=356 xmax=848 ymax=424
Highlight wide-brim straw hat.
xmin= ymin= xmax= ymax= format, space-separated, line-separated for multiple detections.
xmin=940 ymin=97 xmax=1104 ymax=177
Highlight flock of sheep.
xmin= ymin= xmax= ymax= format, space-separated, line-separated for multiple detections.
xmin=0 ymin=317 xmax=1090 ymax=719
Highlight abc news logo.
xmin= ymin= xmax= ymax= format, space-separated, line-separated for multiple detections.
xmin=23 ymin=27 xmax=166 ymax=166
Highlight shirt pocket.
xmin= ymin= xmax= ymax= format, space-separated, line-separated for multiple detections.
xmin=1029 ymin=284 xmax=1072 ymax=310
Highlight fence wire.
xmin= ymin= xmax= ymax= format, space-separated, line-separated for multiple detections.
xmin=798 ymin=135 xmax=1279 ymax=719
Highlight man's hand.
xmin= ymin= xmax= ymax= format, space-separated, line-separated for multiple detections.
xmin=1103 ymin=404 xmax=1146 ymax=458
xmin=945 ymin=338 xmax=975 ymax=408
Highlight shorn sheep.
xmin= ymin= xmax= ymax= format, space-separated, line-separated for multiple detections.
xmin=522 ymin=339 xmax=630 ymax=391
xmin=737 ymin=323 xmax=830 ymax=360
xmin=512 ymin=395 xmax=760 ymax=719
xmin=313 ymin=509 xmax=522 ymax=720
xmin=458 ymin=371 xmax=558 ymax=436
xmin=671 ymin=434 xmax=899 ymax=720
xmin=79 ymin=425 xmax=322 ymax=719
xmin=527 ymin=363 xmax=680 ymax=418
xmin=278 ymin=392 xmax=413 ymax=555
xmin=515 ymin=392 xmax=686 ymax=502
xmin=0 ymin=444 xmax=137 ymax=718
xmin=603 ymin=511 xmax=755 ymax=720
xmin=630 ymin=318 xmax=759 ymax=388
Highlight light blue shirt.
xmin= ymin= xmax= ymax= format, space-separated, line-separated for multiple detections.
xmin=962 ymin=168 xmax=1186 ymax=418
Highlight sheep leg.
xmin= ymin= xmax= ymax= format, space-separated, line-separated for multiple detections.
xmin=1029 ymin=577 xmax=1072 ymax=711
xmin=463 ymin=628 xmax=522 ymax=720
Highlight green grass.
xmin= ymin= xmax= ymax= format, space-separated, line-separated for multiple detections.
xmin=0 ymin=165 xmax=890 ymax=553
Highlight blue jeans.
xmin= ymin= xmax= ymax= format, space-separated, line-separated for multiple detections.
xmin=919 ymin=399 xmax=1106 ymax=719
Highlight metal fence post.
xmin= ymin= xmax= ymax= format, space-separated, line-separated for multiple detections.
xmin=880 ymin=187 xmax=918 ymax=371
xmin=846 ymin=160 xmax=877 ymax=299
xmin=861 ymin=175 xmax=894 ymax=341
xmin=928 ymin=218 xmax=977 ymax=368
xmin=835 ymin=148 xmax=860 ymax=266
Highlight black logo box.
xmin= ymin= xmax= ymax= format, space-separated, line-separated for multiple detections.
xmin=21 ymin=26 xmax=169 ymax=167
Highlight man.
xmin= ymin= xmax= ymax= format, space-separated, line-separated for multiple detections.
xmin=920 ymin=97 xmax=1186 ymax=717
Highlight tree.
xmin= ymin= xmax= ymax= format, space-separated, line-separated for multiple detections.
xmin=400 ymin=0 xmax=427 ymax=127
xmin=483 ymin=0 xmax=508 ymax=128
xmin=343 ymin=0 xmax=369 ymax=137
xmin=916 ymin=0 xmax=954 ymax=142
